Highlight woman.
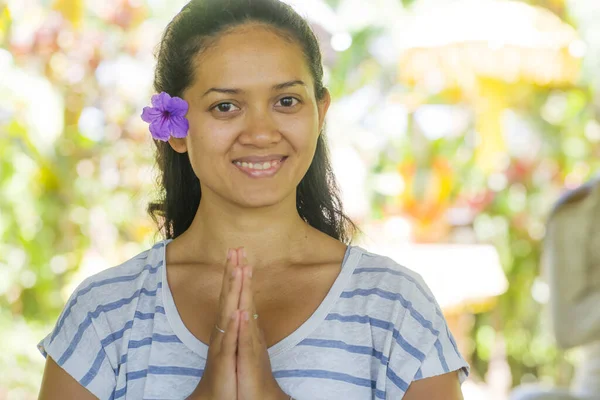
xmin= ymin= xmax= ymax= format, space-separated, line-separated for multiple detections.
xmin=511 ymin=179 xmax=600 ymax=400
xmin=37 ymin=1 xmax=469 ymax=399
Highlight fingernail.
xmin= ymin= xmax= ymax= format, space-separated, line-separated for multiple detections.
xmin=242 ymin=248 xmax=247 ymax=258
xmin=231 ymin=311 xmax=237 ymax=320
xmin=231 ymin=268 xmax=237 ymax=278
xmin=243 ymin=311 xmax=249 ymax=321
xmin=248 ymin=268 xmax=252 ymax=278
xmin=227 ymin=249 xmax=232 ymax=260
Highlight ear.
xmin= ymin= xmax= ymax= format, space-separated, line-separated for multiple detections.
xmin=317 ymin=88 xmax=331 ymax=133
xmin=168 ymin=136 xmax=188 ymax=153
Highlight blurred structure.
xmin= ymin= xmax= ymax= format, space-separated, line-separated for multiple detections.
xmin=511 ymin=178 xmax=600 ymax=400
xmin=396 ymin=0 xmax=583 ymax=172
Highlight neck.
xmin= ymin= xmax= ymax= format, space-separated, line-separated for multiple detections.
xmin=177 ymin=190 xmax=312 ymax=269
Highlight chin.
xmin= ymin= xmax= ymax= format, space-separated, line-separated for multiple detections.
xmin=235 ymin=189 xmax=290 ymax=209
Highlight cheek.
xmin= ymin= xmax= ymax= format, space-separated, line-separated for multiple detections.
xmin=186 ymin=121 xmax=236 ymax=173
xmin=191 ymin=120 xmax=236 ymax=152
xmin=281 ymin=113 xmax=320 ymax=150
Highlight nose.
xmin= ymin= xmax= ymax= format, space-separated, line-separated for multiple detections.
xmin=238 ymin=107 xmax=281 ymax=147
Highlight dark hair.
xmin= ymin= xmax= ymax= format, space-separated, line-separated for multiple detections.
xmin=147 ymin=0 xmax=356 ymax=244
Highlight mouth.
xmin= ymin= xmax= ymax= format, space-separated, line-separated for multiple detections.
xmin=232 ymin=156 xmax=288 ymax=178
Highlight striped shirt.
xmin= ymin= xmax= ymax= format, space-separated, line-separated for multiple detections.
xmin=38 ymin=239 xmax=469 ymax=399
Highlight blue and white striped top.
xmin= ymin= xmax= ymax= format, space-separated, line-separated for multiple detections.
xmin=38 ymin=239 xmax=469 ymax=399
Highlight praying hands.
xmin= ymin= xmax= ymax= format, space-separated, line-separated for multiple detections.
xmin=188 ymin=248 xmax=290 ymax=400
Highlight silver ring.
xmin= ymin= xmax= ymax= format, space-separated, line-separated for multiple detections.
xmin=215 ymin=324 xmax=225 ymax=334
xmin=253 ymin=313 xmax=259 ymax=320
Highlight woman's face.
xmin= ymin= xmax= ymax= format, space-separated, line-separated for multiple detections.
xmin=172 ymin=24 xmax=330 ymax=209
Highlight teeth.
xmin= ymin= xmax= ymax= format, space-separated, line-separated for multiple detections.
xmin=234 ymin=159 xmax=282 ymax=170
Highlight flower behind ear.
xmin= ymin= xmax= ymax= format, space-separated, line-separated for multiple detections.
xmin=141 ymin=92 xmax=189 ymax=141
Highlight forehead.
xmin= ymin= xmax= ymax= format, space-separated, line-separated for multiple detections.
xmin=191 ymin=24 xmax=312 ymax=91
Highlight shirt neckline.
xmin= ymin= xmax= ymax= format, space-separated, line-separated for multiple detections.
xmin=159 ymin=238 xmax=362 ymax=360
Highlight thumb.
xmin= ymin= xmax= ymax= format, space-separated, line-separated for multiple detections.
xmin=258 ymin=325 xmax=267 ymax=346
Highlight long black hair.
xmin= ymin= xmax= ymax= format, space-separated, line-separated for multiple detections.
xmin=147 ymin=0 xmax=356 ymax=243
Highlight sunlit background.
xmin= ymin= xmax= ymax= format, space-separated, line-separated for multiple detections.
xmin=2 ymin=0 xmax=600 ymax=399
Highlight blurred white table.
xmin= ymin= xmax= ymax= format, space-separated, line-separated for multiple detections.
xmin=357 ymin=242 xmax=509 ymax=313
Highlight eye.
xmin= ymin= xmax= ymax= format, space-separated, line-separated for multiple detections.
xmin=276 ymin=97 xmax=300 ymax=108
xmin=212 ymin=102 xmax=240 ymax=113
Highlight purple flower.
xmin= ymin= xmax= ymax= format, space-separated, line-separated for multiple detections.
xmin=141 ymin=92 xmax=189 ymax=142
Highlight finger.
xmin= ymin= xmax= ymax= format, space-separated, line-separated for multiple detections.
xmin=221 ymin=310 xmax=240 ymax=356
xmin=238 ymin=264 xmax=253 ymax=322
xmin=237 ymin=247 xmax=253 ymax=315
xmin=211 ymin=250 xmax=242 ymax=349
xmin=238 ymin=248 xmax=259 ymax=335
xmin=237 ymin=247 xmax=247 ymax=268
xmin=239 ymin=265 xmax=261 ymax=350
xmin=235 ymin=247 xmax=243 ymax=266
xmin=257 ymin=324 xmax=266 ymax=347
xmin=238 ymin=310 xmax=254 ymax=356
xmin=218 ymin=249 xmax=237 ymax=307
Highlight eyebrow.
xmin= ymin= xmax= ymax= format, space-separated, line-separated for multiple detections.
xmin=202 ymin=80 xmax=307 ymax=97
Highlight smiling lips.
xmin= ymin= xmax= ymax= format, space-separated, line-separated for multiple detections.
xmin=232 ymin=155 xmax=287 ymax=178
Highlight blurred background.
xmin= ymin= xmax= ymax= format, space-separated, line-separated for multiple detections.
xmin=2 ymin=0 xmax=600 ymax=399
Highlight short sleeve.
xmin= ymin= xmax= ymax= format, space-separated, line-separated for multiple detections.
xmin=385 ymin=274 xmax=469 ymax=398
xmin=38 ymin=277 xmax=116 ymax=400
xmin=413 ymin=322 xmax=470 ymax=384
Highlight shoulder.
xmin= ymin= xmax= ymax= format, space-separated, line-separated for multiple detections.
xmin=348 ymin=246 xmax=445 ymax=340
xmin=551 ymin=177 xmax=600 ymax=217
xmin=349 ymin=247 xmax=470 ymax=387
xmin=547 ymin=179 xmax=600 ymax=239
xmin=43 ymin=240 xmax=168 ymax=346
xmin=350 ymin=246 xmax=438 ymax=312
xmin=68 ymin=240 xmax=167 ymax=310
xmin=37 ymin=240 xmax=170 ymax=398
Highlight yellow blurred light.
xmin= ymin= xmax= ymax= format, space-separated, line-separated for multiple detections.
xmin=396 ymin=0 xmax=581 ymax=86
xmin=396 ymin=0 xmax=581 ymax=172
xmin=52 ymin=0 xmax=83 ymax=28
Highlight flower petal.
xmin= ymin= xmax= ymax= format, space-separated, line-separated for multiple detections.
xmin=169 ymin=116 xmax=189 ymax=138
xmin=151 ymin=92 xmax=171 ymax=111
xmin=166 ymin=96 xmax=189 ymax=117
xmin=149 ymin=116 xmax=171 ymax=141
xmin=141 ymin=106 xmax=162 ymax=123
